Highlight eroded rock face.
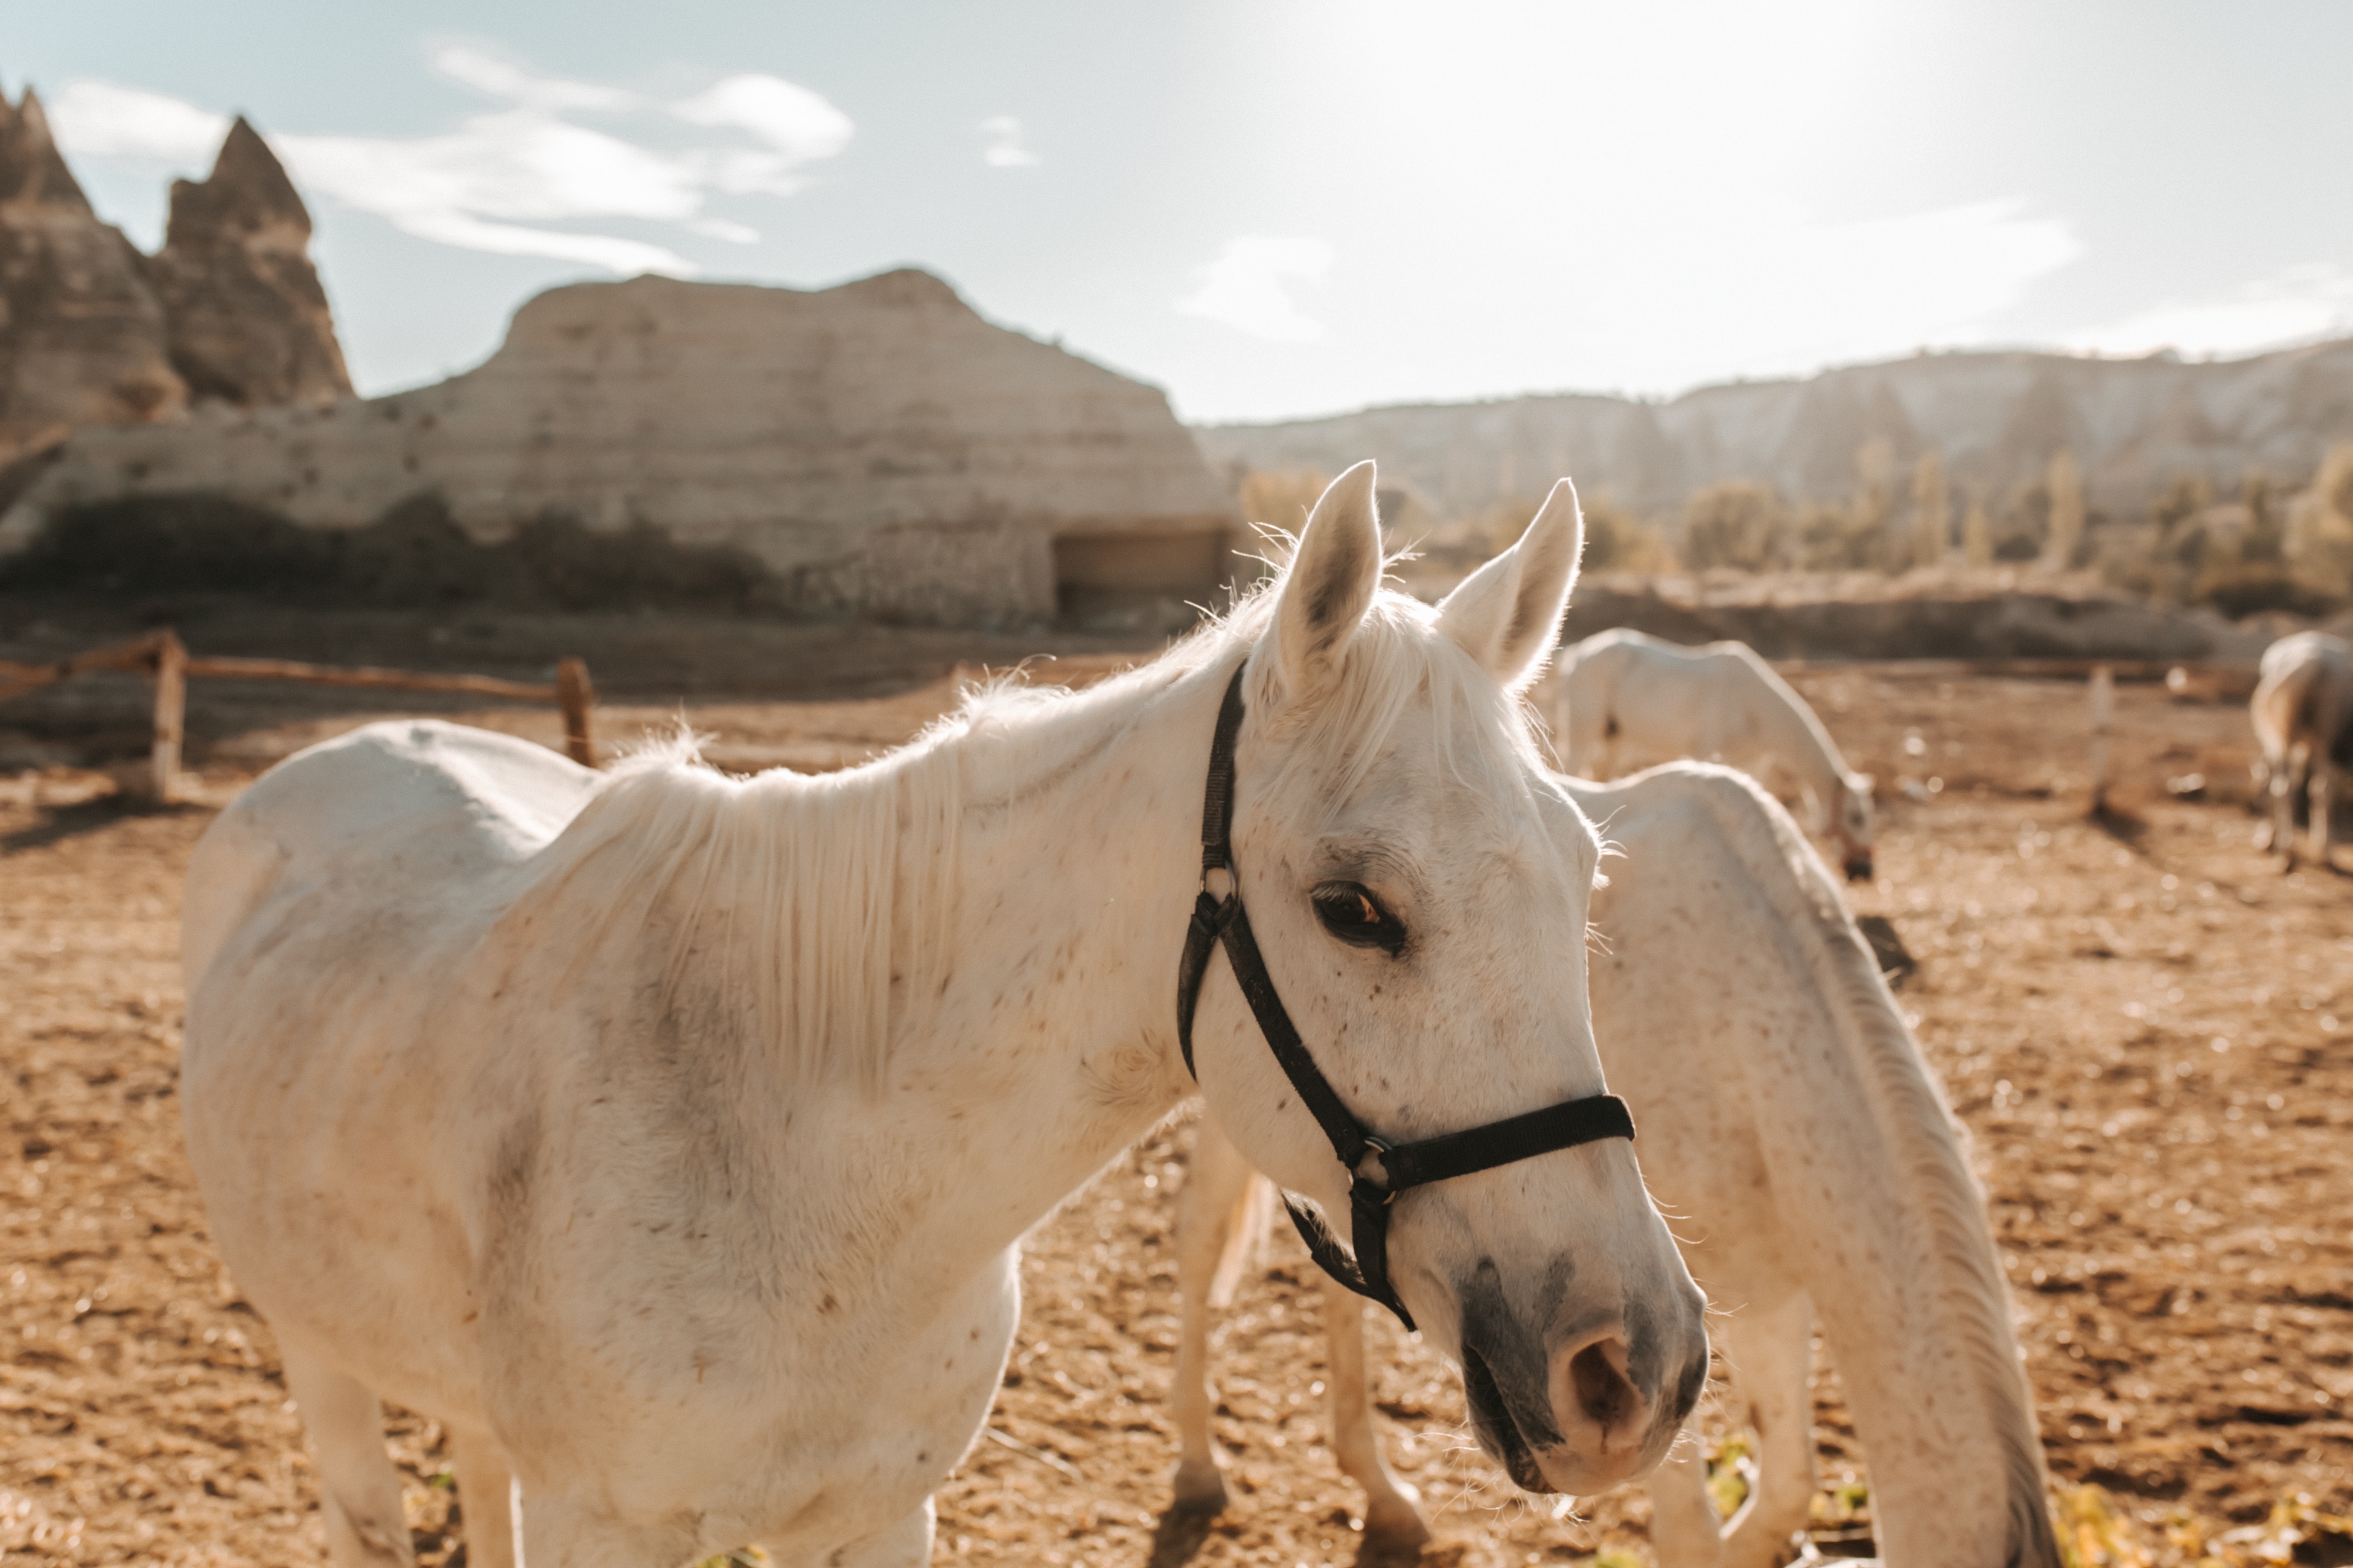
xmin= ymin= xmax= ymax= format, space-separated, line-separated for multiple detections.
xmin=142 ymin=116 xmax=350 ymax=408
xmin=1 ymin=270 xmax=1241 ymax=626
xmin=0 ymin=87 xmax=186 ymax=460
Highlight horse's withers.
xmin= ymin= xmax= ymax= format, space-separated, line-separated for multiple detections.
xmin=1187 ymin=468 xmax=1706 ymax=1496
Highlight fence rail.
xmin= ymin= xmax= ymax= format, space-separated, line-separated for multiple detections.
xmin=0 ymin=630 xmax=595 ymax=799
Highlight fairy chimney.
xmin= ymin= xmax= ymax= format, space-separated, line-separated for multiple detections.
xmin=143 ymin=116 xmax=350 ymax=408
xmin=0 ymin=86 xmax=186 ymax=459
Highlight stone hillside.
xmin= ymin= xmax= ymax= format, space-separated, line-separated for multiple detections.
xmin=1196 ymin=340 xmax=2353 ymax=521
xmin=1 ymin=270 xmax=1238 ymax=627
xmin=0 ymin=87 xmax=348 ymax=466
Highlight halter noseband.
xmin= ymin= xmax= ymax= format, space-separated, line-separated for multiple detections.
xmin=1174 ymin=662 xmax=1635 ymax=1331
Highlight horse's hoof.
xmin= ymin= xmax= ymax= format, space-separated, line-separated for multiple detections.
xmin=1361 ymin=1497 xmax=1433 ymax=1552
xmin=1170 ymin=1459 xmax=1228 ymax=1512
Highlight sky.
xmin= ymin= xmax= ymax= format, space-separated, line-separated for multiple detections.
xmin=12 ymin=1 xmax=2353 ymax=423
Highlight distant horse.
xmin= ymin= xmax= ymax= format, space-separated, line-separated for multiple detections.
xmin=1547 ymin=629 xmax=1876 ymax=880
xmin=179 ymin=465 xmax=1707 ymax=1568
xmin=1173 ymin=764 xmax=2057 ymax=1568
xmin=2250 ymin=630 xmax=2353 ymax=869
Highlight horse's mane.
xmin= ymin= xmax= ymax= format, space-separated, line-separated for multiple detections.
xmin=517 ymin=563 xmax=1543 ymax=1094
xmin=1678 ymin=768 xmax=2057 ymax=1565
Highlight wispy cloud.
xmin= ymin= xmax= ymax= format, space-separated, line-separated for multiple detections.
xmin=47 ymin=46 xmax=856 ymax=276
xmin=48 ymin=81 xmax=226 ymax=167
xmin=1178 ymin=236 xmax=1333 ymax=342
xmin=978 ymin=115 xmax=1039 ymax=168
xmin=2063 ymin=264 xmax=2353 ymax=360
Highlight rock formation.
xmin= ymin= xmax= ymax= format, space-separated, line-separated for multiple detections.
xmin=1197 ymin=339 xmax=2353 ymax=524
xmin=142 ymin=116 xmax=350 ymax=408
xmin=1 ymin=269 xmax=1240 ymax=626
xmin=0 ymin=87 xmax=185 ymax=461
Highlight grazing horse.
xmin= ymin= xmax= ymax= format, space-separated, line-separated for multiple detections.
xmin=1547 ymin=629 xmax=1876 ymax=880
xmin=1174 ymin=763 xmax=2058 ymax=1568
xmin=2250 ymin=630 xmax=2353 ymax=869
xmin=179 ymin=465 xmax=1707 ymax=1568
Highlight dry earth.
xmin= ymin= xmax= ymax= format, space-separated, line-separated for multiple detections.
xmin=4 ymin=661 xmax=2351 ymax=1566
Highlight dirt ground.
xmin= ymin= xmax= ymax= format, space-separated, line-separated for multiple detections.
xmin=4 ymin=643 xmax=2352 ymax=1566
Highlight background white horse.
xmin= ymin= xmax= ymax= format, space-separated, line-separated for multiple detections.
xmin=1173 ymin=763 xmax=2058 ymax=1568
xmin=1547 ymin=628 xmax=1876 ymax=880
xmin=177 ymin=465 xmax=1707 ymax=1567
xmin=2249 ymin=630 xmax=2353 ymax=869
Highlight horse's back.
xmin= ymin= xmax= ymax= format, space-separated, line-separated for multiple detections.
xmin=185 ymin=720 xmax=596 ymax=989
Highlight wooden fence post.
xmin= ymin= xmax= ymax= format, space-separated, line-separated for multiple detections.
xmin=150 ymin=630 xmax=187 ymax=803
xmin=2087 ymin=664 xmax=2114 ymax=813
xmin=557 ymin=658 xmax=596 ymax=768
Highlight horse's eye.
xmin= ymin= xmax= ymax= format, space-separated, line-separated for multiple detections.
xmin=1311 ymin=882 xmax=1406 ymax=956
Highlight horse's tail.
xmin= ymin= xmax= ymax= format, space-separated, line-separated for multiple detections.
xmin=1208 ymin=1171 xmax=1274 ymax=1310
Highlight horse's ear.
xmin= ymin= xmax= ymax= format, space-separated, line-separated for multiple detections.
xmin=1437 ymin=477 xmax=1584 ymax=693
xmin=1266 ymin=461 xmax=1383 ymax=711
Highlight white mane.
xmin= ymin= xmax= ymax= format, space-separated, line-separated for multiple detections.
xmin=512 ymin=573 xmax=1545 ymax=1095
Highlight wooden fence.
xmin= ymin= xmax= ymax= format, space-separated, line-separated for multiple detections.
xmin=0 ymin=629 xmax=594 ymax=801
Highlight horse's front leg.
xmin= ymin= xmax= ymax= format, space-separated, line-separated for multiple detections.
xmin=1716 ymin=1293 xmax=1815 ymax=1568
xmin=1171 ymin=1117 xmax=1258 ymax=1509
xmin=1315 ymin=1271 xmax=1430 ymax=1552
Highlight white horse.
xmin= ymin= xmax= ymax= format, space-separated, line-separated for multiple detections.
xmin=179 ymin=464 xmax=1708 ymax=1568
xmin=1174 ymin=763 xmax=2058 ymax=1568
xmin=2250 ymin=630 xmax=2353 ymax=869
xmin=1547 ymin=629 xmax=1876 ymax=880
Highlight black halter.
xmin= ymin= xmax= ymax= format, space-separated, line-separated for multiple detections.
xmin=1174 ymin=663 xmax=1636 ymax=1330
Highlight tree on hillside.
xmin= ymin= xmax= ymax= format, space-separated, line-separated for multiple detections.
xmin=1962 ymin=492 xmax=1993 ymax=567
xmin=1852 ymin=438 xmax=1897 ymax=572
xmin=2042 ymin=450 xmax=2084 ymax=571
xmin=1911 ymin=449 xmax=1949 ymax=570
xmin=2284 ymin=444 xmax=2353 ymax=600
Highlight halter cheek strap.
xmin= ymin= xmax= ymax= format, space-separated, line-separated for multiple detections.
xmin=1174 ymin=662 xmax=1636 ymax=1332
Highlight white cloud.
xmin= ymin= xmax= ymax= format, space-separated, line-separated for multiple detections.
xmin=431 ymin=45 xmax=637 ymax=114
xmin=978 ymin=116 xmax=1039 ymax=168
xmin=47 ymin=81 xmax=228 ymax=167
xmin=48 ymin=53 xmax=852 ymax=278
xmin=2062 ymin=264 xmax=2353 ymax=360
xmin=1178 ymin=236 xmax=1333 ymax=342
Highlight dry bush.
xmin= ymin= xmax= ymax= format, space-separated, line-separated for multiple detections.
xmin=1581 ymin=494 xmax=1678 ymax=572
xmin=1683 ymin=480 xmax=1789 ymax=571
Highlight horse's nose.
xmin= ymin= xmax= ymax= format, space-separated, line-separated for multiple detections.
xmin=1844 ymin=854 xmax=1874 ymax=881
xmin=1546 ymin=1324 xmax=1654 ymax=1488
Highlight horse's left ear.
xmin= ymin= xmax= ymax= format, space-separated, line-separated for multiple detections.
xmin=1437 ymin=477 xmax=1584 ymax=693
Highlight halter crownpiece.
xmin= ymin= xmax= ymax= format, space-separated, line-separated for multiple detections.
xmin=1174 ymin=661 xmax=1636 ymax=1331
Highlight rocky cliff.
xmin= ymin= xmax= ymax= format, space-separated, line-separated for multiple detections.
xmin=142 ymin=116 xmax=350 ymax=408
xmin=0 ymin=87 xmax=185 ymax=460
xmin=0 ymin=270 xmax=1240 ymax=626
xmin=1197 ymin=340 xmax=2353 ymax=522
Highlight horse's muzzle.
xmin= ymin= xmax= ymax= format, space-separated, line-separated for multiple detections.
xmin=1843 ymin=853 xmax=1874 ymax=881
xmin=1456 ymin=1272 xmax=1707 ymax=1495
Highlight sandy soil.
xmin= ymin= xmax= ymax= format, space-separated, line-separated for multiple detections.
xmin=4 ymin=663 xmax=2350 ymax=1566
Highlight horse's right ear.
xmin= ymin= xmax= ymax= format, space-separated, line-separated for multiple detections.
xmin=1264 ymin=461 xmax=1382 ymax=713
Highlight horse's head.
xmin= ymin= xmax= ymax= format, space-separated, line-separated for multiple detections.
xmin=1194 ymin=463 xmax=1705 ymax=1496
xmin=1835 ymin=772 xmax=1876 ymax=881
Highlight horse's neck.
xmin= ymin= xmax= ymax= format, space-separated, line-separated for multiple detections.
xmin=1742 ymin=664 xmax=1848 ymax=802
xmin=1746 ymin=892 xmax=2051 ymax=1563
xmin=861 ymin=664 xmax=1220 ymax=1280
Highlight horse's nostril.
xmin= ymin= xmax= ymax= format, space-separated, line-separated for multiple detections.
xmin=1568 ymin=1338 xmax=1639 ymax=1432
